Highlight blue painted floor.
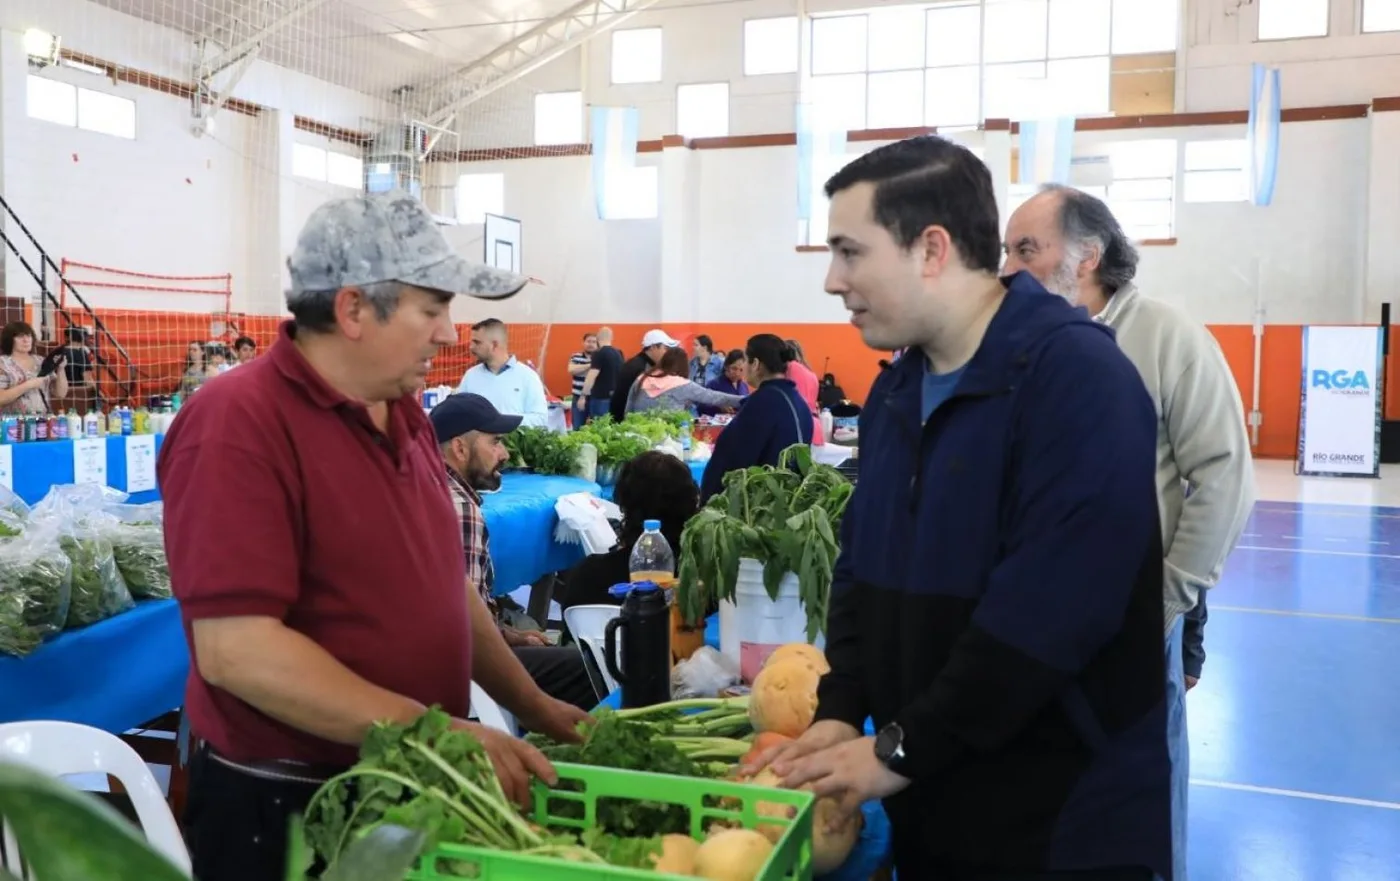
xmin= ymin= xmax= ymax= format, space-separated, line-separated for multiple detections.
xmin=1190 ymin=497 xmax=1400 ymax=880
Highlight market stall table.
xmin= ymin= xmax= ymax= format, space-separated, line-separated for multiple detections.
xmin=480 ymin=472 xmax=600 ymax=596
xmin=8 ymin=435 xmax=164 ymax=507
xmin=0 ymin=598 xmax=187 ymax=731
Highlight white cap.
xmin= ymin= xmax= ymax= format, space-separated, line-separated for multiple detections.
xmin=641 ymin=329 xmax=680 ymax=348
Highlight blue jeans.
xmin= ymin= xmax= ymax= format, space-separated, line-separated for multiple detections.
xmin=1164 ymin=615 xmax=1189 ymax=881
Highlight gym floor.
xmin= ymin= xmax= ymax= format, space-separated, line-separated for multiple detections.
xmin=1190 ymin=460 xmax=1400 ymax=880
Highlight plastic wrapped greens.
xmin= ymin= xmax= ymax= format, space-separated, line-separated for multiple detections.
xmin=31 ymin=484 xmax=135 ymax=629
xmin=0 ymin=533 xmax=73 ymax=657
xmin=108 ymin=523 xmax=170 ymax=600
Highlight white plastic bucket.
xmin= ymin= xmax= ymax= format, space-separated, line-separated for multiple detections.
xmin=720 ymin=558 xmax=824 ymax=683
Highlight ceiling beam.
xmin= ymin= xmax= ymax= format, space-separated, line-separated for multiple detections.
xmin=419 ymin=0 xmax=666 ymax=130
xmin=199 ymin=0 xmax=333 ymax=78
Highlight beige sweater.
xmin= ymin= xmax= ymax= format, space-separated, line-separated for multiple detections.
xmin=1096 ymin=284 xmax=1256 ymax=628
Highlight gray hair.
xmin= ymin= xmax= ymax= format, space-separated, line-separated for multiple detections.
xmin=1039 ymin=184 xmax=1139 ymax=295
xmin=286 ymin=280 xmax=404 ymax=332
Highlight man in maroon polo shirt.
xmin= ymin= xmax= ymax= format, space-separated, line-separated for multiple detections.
xmin=160 ymin=190 xmax=584 ymax=881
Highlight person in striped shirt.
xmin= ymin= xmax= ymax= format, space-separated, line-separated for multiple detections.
xmin=568 ymin=331 xmax=599 ymax=430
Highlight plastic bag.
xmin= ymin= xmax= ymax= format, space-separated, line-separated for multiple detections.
xmin=30 ymin=484 xmax=134 ymax=629
xmin=0 ymin=531 xmax=73 ymax=657
xmin=107 ymin=523 xmax=170 ymax=600
xmin=671 ymin=645 xmax=741 ymax=699
xmin=0 ymin=485 xmax=31 ymax=539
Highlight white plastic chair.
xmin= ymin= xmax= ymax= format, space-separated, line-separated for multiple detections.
xmin=0 ymin=720 xmax=191 ymax=877
xmin=469 ymin=682 xmax=517 ymax=735
xmin=564 ymin=604 xmax=622 ymax=696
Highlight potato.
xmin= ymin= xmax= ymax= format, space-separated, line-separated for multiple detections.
xmin=651 ymin=833 xmax=701 ymax=875
xmin=748 ymin=659 xmax=822 ymax=737
xmin=809 ymin=794 xmax=863 ymax=874
xmin=693 ymin=828 xmax=774 ymax=881
xmin=743 ymin=768 xmax=796 ymax=844
xmin=762 ymin=643 xmax=830 ymax=675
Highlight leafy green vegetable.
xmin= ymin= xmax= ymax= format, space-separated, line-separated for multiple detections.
xmin=58 ymin=534 xmax=134 ymax=629
xmin=109 ymin=525 xmax=171 ymax=600
xmin=502 ymin=427 xmax=584 ymax=476
xmin=0 ymin=539 xmax=72 ymax=657
xmin=304 ymin=708 xmax=601 ymax=873
xmin=678 ymin=444 xmax=852 ymax=640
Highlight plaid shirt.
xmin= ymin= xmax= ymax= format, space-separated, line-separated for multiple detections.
xmin=446 ymin=466 xmax=500 ymax=622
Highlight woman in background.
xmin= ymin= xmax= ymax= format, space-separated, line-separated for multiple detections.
xmin=700 ymin=334 xmax=814 ymax=502
xmin=697 ymin=349 xmax=750 ymax=417
xmin=625 ymin=346 xmax=745 ymax=415
xmin=180 ymin=341 xmax=208 ymax=396
xmin=0 ymin=321 xmax=66 ymax=416
xmin=784 ymin=339 xmax=824 ymax=445
xmin=554 ymin=450 xmax=700 ymax=611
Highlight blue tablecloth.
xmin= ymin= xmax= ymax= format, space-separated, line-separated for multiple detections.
xmin=0 ymin=598 xmax=188 ymax=731
xmin=10 ymin=435 xmax=163 ymax=507
xmin=481 ymin=473 xmax=599 ymax=594
xmin=596 ymin=614 xmax=892 ymax=879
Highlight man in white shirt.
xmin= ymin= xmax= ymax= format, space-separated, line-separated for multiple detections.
xmin=456 ymin=318 xmax=549 ymax=427
xmin=1003 ymin=184 xmax=1255 ymax=881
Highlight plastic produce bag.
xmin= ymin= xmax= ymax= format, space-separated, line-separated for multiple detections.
xmin=0 ymin=531 xmax=73 ymax=657
xmin=30 ymin=484 xmax=135 ymax=629
xmin=0 ymin=485 xmax=31 ymax=538
xmin=107 ymin=523 xmax=170 ymax=600
xmin=671 ymin=645 xmax=741 ymax=699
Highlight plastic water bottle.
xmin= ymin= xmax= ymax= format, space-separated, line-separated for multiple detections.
xmin=83 ymin=410 xmax=99 ymax=438
xmin=629 ymin=520 xmax=675 ymax=588
xmin=679 ymin=415 xmax=693 ymax=458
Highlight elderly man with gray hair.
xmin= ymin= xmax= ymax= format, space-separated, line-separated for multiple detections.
xmin=1003 ymin=184 xmax=1255 ymax=881
xmin=158 ymin=190 xmax=580 ymax=881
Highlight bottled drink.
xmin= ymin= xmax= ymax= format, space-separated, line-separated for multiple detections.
xmin=83 ymin=410 xmax=99 ymax=438
xmin=52 ymin=412 xmax=67 ymax=440
xmin=603 ymin=581 xmax=672 ymax=708
xmin=66 ymin=410 xmax=81 ymax=440
xmin=120 ymin=406 xmax=133 ymax=436
xmin=629 ymin=520 xmax=704 ymax=662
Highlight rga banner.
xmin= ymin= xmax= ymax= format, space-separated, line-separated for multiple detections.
xmin=1296 ymin=325 xmax=1384 ymax=478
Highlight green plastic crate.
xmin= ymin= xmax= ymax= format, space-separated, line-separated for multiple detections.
xmin=406 ymin=762 xmax=815 ymax=881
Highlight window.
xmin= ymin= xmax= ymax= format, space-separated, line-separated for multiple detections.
xmin=1049 ymin=0 xmax=1110 ymax=58
xmin=1111 ymin=0 xmax=1178 ymax=53
xmin=1106 ymin=139 xmax=1177 ymax=239
xmin=292 ymin=143 xmax=327 ymax=181
xmin=1183 ymin=140 xmax=1248 ymax=203
xmin=676 ymin=82 xmax=729 ymax=138
xmin=867 ymin=70 xmax=925 ymax=128
xmin=1048 ymin=56 xmax=1111 ymax=116
xmin=611 ymin=28 xmax=662 ymax=84
xmin=983 ymin=62 xmax=1046 ymax=120
xmin=534 ymin=91 xmax=583 ymax=146
xmin=76 ymin=88 xmax=135 ymax=139
xmin=811 ymin=15 xmax=868 ymax=75
xmin=984 ymin=0 xmax=1048 ymax=64
xmin=808 ymin=74 xmax=867 ymax=133
xmin=925 ymin=66 xmax=981 ymax=127
xmin=868 ymin=7 xmax=927 ymax=72
xmin=926 ymin=5 xmax=981 ymax=66
xmin=1258 ymin=0 xmax=1329 ymax=40
xmin=744 ymin=16 xmax=799 ymax=75
xmin=27 ymin=76 xmax=76 ymax=127
xmin=1363 ymin=0 xmax=1400 ymax=32
xmin=325 ymin=152 xmax=363 ymax=189
xmin=602 ymin=165 xmax=659 ymax=221
xmin=456 ymin=173 xmax=505 ymax=224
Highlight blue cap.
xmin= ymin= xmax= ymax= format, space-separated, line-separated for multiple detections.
xmin=644 ymin=519 xmax=661 ymax=531
xmin=608 ymin=580 xmax=659 ymax=599
xmin=430 ymin=393 xmax=523 ymax=443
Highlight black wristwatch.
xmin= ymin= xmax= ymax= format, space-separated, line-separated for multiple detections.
xmin=874 ymin=722 xmax=909 ymax=774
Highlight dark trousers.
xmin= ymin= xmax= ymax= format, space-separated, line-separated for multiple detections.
xmin=913 ymin=864 xmax=1155 ymax=881
xmin=184 ymin=746 xmax=333 ymax=881
xmin=512 ymin=645 xmax=602 ymax=712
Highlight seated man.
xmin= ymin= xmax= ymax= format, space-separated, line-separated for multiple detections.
xmin=430 ymin=393 xmax=600 ymax=712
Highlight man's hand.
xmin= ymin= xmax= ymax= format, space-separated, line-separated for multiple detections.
xmin=516 ymin=694 xmax=593 ymax=745
xmin=451 ymin=719 xmax=556 ymax=809
xmin=741 ymin=719 xmax=860 ymax=777
xmin=502 ymin=627 xmax=551 ymax=648
xmin=1185 ymin=675 xmax=1199 ymax=691
xmin=778 ymin=735 xmax=910 ymax=831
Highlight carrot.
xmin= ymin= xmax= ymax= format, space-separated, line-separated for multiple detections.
xmin=741 ymin=731 xmax=793 ymax=766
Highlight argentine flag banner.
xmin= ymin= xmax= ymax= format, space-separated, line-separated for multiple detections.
xmin=1247 ymin=63 xmax=1281 ymax=207
xmin=590 ymin=106 xmax=639 ymax=219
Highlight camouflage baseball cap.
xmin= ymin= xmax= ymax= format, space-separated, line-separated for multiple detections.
xmin=286 ymin=190 xmax=528 ymax=301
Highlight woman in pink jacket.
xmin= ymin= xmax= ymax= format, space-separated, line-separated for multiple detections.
xmin=784 ymin=339 xmax=824 ymax=445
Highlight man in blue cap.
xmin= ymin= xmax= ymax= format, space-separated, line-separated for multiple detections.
xmin=430 ymin=393 xmax=601 ymax=712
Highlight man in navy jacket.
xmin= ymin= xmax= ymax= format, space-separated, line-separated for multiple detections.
xmin=765 ymin=137 xmax=1172 ymax=881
